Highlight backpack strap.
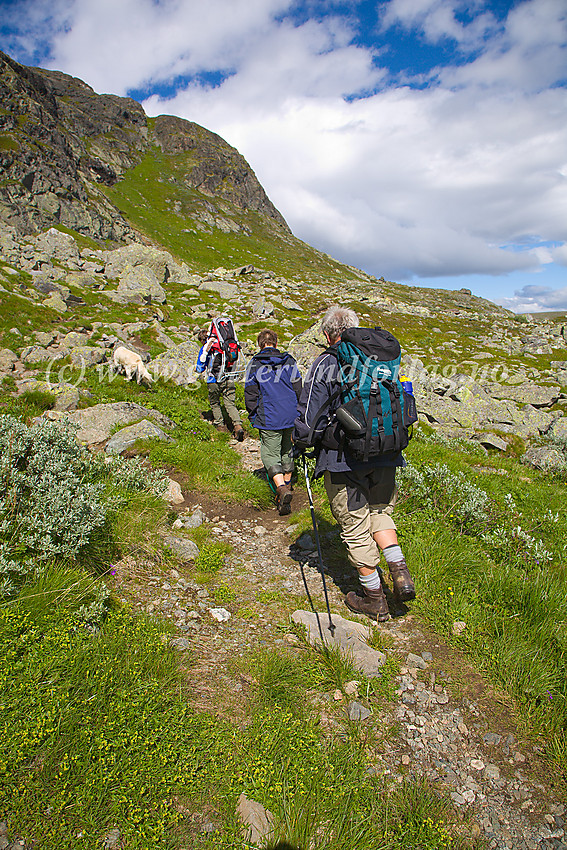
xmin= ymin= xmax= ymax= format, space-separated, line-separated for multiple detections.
xmin=363 ymin=381 xmax=379 ymax=462
xmin=306 ymin=385 xmax=342 ymax=446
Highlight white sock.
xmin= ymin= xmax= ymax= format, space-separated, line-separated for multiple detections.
xmin=359 ymin=570 xmax=382 ymax=590
xmin=383 ymin=544 xmax=403 ymax=564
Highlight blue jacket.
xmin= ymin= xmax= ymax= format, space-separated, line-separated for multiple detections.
xmin=293 ymin=346 xmax=404 ymax=477
xmin=196 ymin=344 xmax=228 ymax=384
xmin=245 ymin=347 xmax=302 ymax=430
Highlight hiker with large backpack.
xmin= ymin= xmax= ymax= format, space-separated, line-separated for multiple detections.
xmin=245 ymin=329 xmax=302 ymax=515
xmin=196 ymin=317 xmax=245 ymax=441
xmin=293 ymin=305 xmax=417 ymax=622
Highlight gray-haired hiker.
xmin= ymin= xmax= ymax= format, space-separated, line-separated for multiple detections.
xmin=293 ymin=305 xmax=416 ymax=621
xmin=245 ymin=329 xmax=302 ymax=515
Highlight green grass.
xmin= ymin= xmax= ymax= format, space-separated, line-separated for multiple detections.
xmin=1 ymin=570 xmax=480 ymax=850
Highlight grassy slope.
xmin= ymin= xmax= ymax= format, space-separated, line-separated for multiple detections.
xmin=102 ymin=145 xmax=356 ymax=281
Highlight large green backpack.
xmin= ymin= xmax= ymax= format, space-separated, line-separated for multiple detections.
xmin=321 ymin=327 xmax=417 ymax=461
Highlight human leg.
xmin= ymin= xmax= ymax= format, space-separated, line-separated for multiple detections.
xmin=260 ymin=430 xmax=292 ymax=514
xmin=368 ymin=469 xmax=415 ymax=601
xmin=221 ymin=378 xmax=243 ymax=437
xmin=324 ymin=470 xmax=389 ymax=621
xmin=208 ymin=382 xmax=224 ymax=427
xmin=280 ymin=428 xmax=294 ymax=485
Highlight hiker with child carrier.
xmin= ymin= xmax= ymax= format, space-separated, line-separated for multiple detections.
xmin=196 ymin=317 xmax=245 ymax=441
xmin=245 ymin=329 xmax=302 ymax=515
xmin=293 ymin=305 xmax=418 ymax=622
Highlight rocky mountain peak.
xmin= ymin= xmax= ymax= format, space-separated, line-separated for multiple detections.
xmin=0 ymin=50 xmax=289 ymax=244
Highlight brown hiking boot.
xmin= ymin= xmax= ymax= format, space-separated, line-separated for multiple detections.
xmin=235 ymin=427 xmax=245 ymax=442
xmin=389 ymin=559 xmax=415 ymax=601
xmin=276 ymin=483 xmax=293 ymax=516
xmin=345 ymin=586 xmax=390 ymax=622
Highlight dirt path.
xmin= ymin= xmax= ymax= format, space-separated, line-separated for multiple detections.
xmin=114 ymin=435 xmax=565 ymax=850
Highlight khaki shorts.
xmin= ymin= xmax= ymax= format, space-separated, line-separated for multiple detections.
xmin=324 ymin=467 xmax=398 ymax=571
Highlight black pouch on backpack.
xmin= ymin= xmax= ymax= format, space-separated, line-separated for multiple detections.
xmin=402 ymin=389 xmax=418 ymax=427
xmin=335 ymin=402 xmax=365 ymax=436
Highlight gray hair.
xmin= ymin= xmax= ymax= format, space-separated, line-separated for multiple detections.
xmin=321 ymin=305 xmax=359 ymax=342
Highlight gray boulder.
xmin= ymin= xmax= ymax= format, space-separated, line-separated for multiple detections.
xmin=198 ymin=279 xmax=238 ymax=299
xmin=42 ymin=402 xmax=174 ymax=446
xmin=165 ymin=536 xmax=200 ymax=561
xmin=291 ymin=610 xmax=386 ymax=676
xmin=522 ymin=446 xmax=565 ymax=472
xmin=151 ymin=340 xmax=200 ymax=386
xmin=0 ymin=349 xmax=18 ymax=372
xmin=21 ymin=345 xmax=53 ymax=363
xmin=29 ymin=227 xmax=80 ymax=264
xmin=17 ymin=378 xmax=79 ymax=412
xmin=485 ymin=382 xmax=560 ymax=407
xmin=68 ymin=345 xmax=106 ymax=367
xmin=477 ymin=433 xmax=508 ymax=452
xmin=105 ymin=419 xmax=170 ymax=455
xmin=547 ymin=416 xmax=567 ymax=443
xmin=288 ymin=322 xmax=327 ymax=373
xmin=103 ymin=244 xmax=174 ymax=283
xmin=105 ymin=264 xmax=167 ymax=305
xmin=42 ymin=291 xmax=68 ymax=313
xmin=65 ymin=271 xmax=104 ymax=289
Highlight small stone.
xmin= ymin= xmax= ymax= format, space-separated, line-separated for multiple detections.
xmin=102 ymin=828 xmax=121 ymax=849
xmin=347 ymin=701 xmax=372 ymax=721
xmin=297 ymin=533 xmax=315 ymax=550
xmin=165 ymin=478 xmax=184 ymax=504
xmin=344 ymin=680 xmax=360 ymax=696
xmin=254 ymin=526 xmax=267 ymax=536
xmin=169 ymin=637 xmax=191 ymax=651
xmin=436 ymin=693 xmax=449 ymax=704
xmin=471 ymin=759 xmax=485 ymax=770
xmin=421 ymin=651 xmax=433 ymax=662
xmin=407 ymin=652 xmax=428 ymax=669
xmin=401 ymin=754 xmax=410 ymax=765
xmin=483 ymin=732 xmax=502 ymax=746
xmin=457 ymin=722 xmax=468 ymax=734
xmin=333 ymin=689 xmax=343 ymax=701
xmin=237 ymin=794 xmax=274 ymax=845
xmin=209 ymin=607 xmax=231 ymax=622
xmin=484 ymin=764 xmax=501 ymax=780
xmin=452 ymin=620 xmax=467 ymax=636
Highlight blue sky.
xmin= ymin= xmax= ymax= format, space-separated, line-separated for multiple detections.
xmin=1 ymin=0 xmax=566 ymax=311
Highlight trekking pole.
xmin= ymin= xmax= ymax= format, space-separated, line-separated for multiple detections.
xmin=302 ymin=453 xmax=336 ymax=638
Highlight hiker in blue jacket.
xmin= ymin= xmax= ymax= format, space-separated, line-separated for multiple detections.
xmin=293 ymin=305 xmax=415 ymax=621
xmin=245 ymin=329 xmax=302 ymax=515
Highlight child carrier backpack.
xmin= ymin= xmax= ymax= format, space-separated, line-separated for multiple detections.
xmin=207 ymin=316 xmax=241 ymax=380
xmin=314 ymin=327 xmax=418 ymax=461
